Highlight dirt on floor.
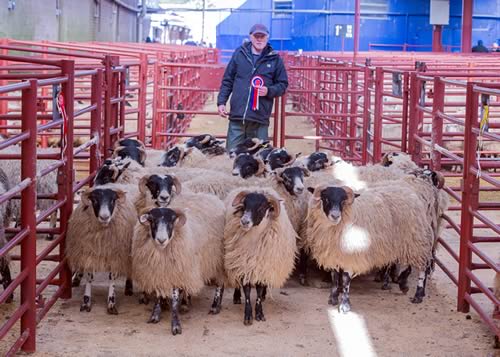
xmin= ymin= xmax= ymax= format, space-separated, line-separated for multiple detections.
xmin=1 ymin=99 xmax=499 ymax=357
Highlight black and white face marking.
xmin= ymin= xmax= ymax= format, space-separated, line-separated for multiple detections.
xmin=232 ymin=154 xmax=259 ymax=178
xmin=279 ymin=167 xmax=306 ymax=196
xmin=307 ymin=152 xmax=329 ymax=172
xmin=235 ymin=193 xmax=272 ymax=231
xmin=87 ymin=189 xmax=120 ymax=225
xmin=146 ymin=175 xmax=176 ymax=206
xmin=229 ymin=138 xmax=265 ymax=158
xmin=185 ymin=134 xmax=221 ymax=150
xmin=382 ymin=152 xmax=399 ymax=167
xmin=118 ymin=138 xmax=143 ymax=148
xmin=161 ymin=147 xmax=182 ymax=167
xmin=140 ymin=208 xmax=182 ymax=248
xmin=115 ymin=146 xmax=144 ymax=166
xmin=267 ymin=149 xmax=292 ymax=171
xmin=256 ymin=147 xmax=274 ymax=162
xmin=319 ymin=187 xmax=349 ymax=225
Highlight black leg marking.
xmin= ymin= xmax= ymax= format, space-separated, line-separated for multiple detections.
xmin=1 ymin=262 xmax=13 ymax=303
xmin=179 ymin=289 xmax=190 ymax=313
xmin=139 ymin=291 xmax=150 ymax=305
xmin=255 ymin=284 xmax=266 ymax=322
xmin=80 ymin=273 xmax=93 ymax=312
xmin=298 ymin=249 xmax=308 ymax=286
xmin=243 ymin=283 xmax=253 ymax=326
xmin=107 ymin=273 xmax=118 ymax=315
xmin=412 ymin=264 xmax=431 ymax=304
xmin=338 ymin=271 xmax=351 ymax=314
xmin=124 ymin=278 xmax=134 ymax=296
xmin=148 ymin=295 xmax=162 ymax=323
xmin=398 ymin=266 xmax=412 ymax=294
xmin=389 ymin=264 xmax=400 ymax=283
xmin=381 ymin=265 xmax=392 ymax=290
xmin=171 ymin=288 xmax=182 ymax=335
xmin=72 ymin=272 xmax=83 ymax=287
xmin=209 ymin=284 xmax=224 ymax=315
xmin=261 ymin=285 xmax=267 ymax=302
xmin=328 ymin=269 xmax=342 ymax=306
xmin=233 ymin=287 xmax=242 ymax=304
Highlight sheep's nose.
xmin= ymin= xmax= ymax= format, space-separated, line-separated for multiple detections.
xmin=232 ymin=169 xmax=239 ymax=176
xmin=240 ymin=217 xmax=251 ymax=226
xmin=99 ymin=214 xmax=110 ymax=222
xmin=159 ymin=195 xmax=169 ymax=202
xmin=295 ymin=186 xmax=304 ymax=194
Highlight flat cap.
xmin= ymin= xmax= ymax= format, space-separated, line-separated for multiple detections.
xmin=249 ymin=24 xmax=269 ymax=35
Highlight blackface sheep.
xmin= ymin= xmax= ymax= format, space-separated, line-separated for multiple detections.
xmin=114 ymin=138 xmax=146 ymax=150
xmin=132 ymin=191 xmax=225 ymax=335
xmin=265 ymin=148 xmax=299 ymax=171
xmin=232 ymin=153 xmax=266 ymax=179
xmin=185 ymin=134 xmax=226 ymax=156
xmin=66 ymin=184 xmax=136 ymax=314
xmin=224 ymin=187 xmax=297 ymax=325
xmin=229 ymin=138 xmax=271 ymax=158
xmin=112 ymin=145 xmax=146 ymax=167
xmin=296 ymin=152 xmax=333 ymax=172
xmin=305 ymin=184 xmax=435 ymax=313
xmin=136 ymin=174 xmax=182 ymax=211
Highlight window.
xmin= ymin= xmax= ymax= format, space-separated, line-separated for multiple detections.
xmin=273 ymin=0 xmax=293 ymax=19
xmin=361 ymin=0 xmax=388 ymax=20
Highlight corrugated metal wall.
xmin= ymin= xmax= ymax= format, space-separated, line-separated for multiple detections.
xmin=216 ymin=0 xmax=500 ymax=52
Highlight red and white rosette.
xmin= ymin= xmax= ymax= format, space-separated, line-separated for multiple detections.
xmin=250 ymin=75 xmax=264 ymax=111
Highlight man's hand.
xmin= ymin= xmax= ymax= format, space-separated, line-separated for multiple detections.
xmin=218 ymin=104 xmax=228 ymax=118
xmin=258 ymin=86 xmax=268 ymax=96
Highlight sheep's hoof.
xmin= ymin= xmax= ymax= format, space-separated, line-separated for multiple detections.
xmin=399 ymin=284 xmax=409 ymax=294
xmin=255 ymin=310 xmax=266 ymax=322
xmin=411 ymin=296 xmax=423 ymax=304
xmin=338 ymin=300 xmax=351 ymax=314
xmin=107 ymin=305 xmax=119 ymax=315
xmin=299 ymin=275 xmax=308 ymax=286
xmin=243 ymin=317 xmax=253 ymax=326
xmin=80 ymin=303 xmax=91 ymax=312
xmin=209 ymin=306 xmax=221 ymax=315
xmin=138 ymin=296 xmax=150 ymax=305
xmin=328 ymin=295 xmax=339 ymax=306
xmin=148 ymin=315 xmax=160 ymax=324
xmin=233 ymin=297 xmax=241 ymax=305
xmin=381 ymin=283 xmax=392 ymax=291
xmin=171 ymin=323 xmax=182 ymax=335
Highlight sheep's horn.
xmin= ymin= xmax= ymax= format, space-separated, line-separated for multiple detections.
xmin=81 ymin=189 xmax=92 ymax=207
xmin=136 ymin=139 xmax=146 ymax=150
xmin=137 ymin=146 xmax=147 ymax=164
xmin=110 ymin=165 xmax=120 ymax=181
xmin=138 ymin=175 xmax=150 ymax=194
xmin=255 ymin=158 xmax=266 ymax=177
xmin=232 ymin=191 xmax=248 ymax=207
xmin=248 ymin=138 xmax=262 ymax=151
xmin=433 ymin=171 xmax=445 ymax=189
xmin=172 ymin=209 xmax=187 ymax=227
xmin=301 ymin=167 xmax=311 ymax=177
xmin=266 ymin=195 xmax=281 ymax=219
xmin=325 ymin=155 xmax=334 ymax=167
xmin=171 ymin=175 xmax=182 ymax=195
xmin=284 ymin=152 xmax=297 ymax=167
xmin=312 ymin=185 xmax=326 ymax=200
xmin=112 ymin=146 xmax=126 ymax=158
xmin=199 ymin=135 xmax=211 ymax=145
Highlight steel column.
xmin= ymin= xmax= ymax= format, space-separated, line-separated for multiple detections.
xmin=461 ymin=0 xmax=473 ymax=53
xmin=432 ymin=25 xmax=443 ymax=52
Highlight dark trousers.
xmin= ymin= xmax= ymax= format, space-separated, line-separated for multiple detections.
xmin=226 ymin=120 xmax=269 ymax=150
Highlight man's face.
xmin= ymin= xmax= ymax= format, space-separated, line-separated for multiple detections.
xmin=250 ymin=33 xmax=268 ymax=52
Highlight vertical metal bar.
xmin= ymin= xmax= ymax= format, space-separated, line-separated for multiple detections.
xmin=90 ymin=69 xmax=103 ymax=184
xmin=280 ymin=93 xmax=286 ymax=148
xmin=119 ymin=68 xmax=126 ymax=138
xmin=349 ymin=67 xmax=358 ymax=157
xmin=373 ymin=67 xmax=383 ymax=162
xmin=138 ymin=54 xmax=147 ymax=143
xmin=401 ymin=72 xmax=409 ymax=153
xmin=408 ymin=72 xmax=418 ymax=162
xmin=461 ymin=0 xmax=473 ymax=53
xmin=432 ymin=25 xmax=443 ymax=52
xmin=362 ymin=66 xmax=371 ymax=165
xmin=20 ymin=79 xmax=38 ymax=353
xmin=103 ymin=56 xmax=113 ymax=157
xmin=273 ymin=97 xmax=280 ymax=147
xmin=59 ymin=60 xmax=74 ymax=300
xmin=431 ymin=77 xmax=444 ymax=171
xmin=151 ymin=60 xmax=159 ymax=149
xmin=458 ymin=82 xmax=477 ymax=313
xmin=354 ymin=0 xmax=361 ymax=59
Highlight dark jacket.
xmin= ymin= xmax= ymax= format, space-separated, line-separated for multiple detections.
xmin=217 ymin=42 xmax=288 ymax=125
xmin=472 ymin=44 xmax=489 ymax=53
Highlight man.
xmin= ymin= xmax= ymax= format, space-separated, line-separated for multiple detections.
xmin=217 ymin=24 xmax=288 ymax=150
xmin=471 ymin=40 xmax=489 ymax=53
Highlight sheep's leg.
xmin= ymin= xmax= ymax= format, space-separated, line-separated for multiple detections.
xmin=329 ymin=269 xmax=343 ymax=306
xmin=179 ymin=288 xmax=191 ymax=313
xmin=381 ymin=265 xmax=392 ymax=290
xmin=0 ymin=262 xmax=13 ymax=303
xmin=139 ymin=291 xmax=150 ymax=305
xmin=170 ymin=288 xmax=182 ymax=335
xmin=46 ymin=211 xmax=58 ymax=241
xmin=390 ymin=264 xmax=400 ymax=283
xmin=209 ymin=284 xmax=224 ymax=315
xmin=148 ymin=295 xmax=162 ymax=323
xmin=255 ymin=283 xmax=266 ymax=322
xmin=398 ymin=266 xmax=412 ymax=294
xmin=338 ymin=271 xmax=352 ymax=314
xmin=411 ymin=264 xmax=431 ymax=304
xmin=233 ymin=287 xmax=242 ymax=304
xmin=243 ymin=283 xmax=253 ymax=326
xmin=107 ymin=273 xmax=118 ymax=315
xmin=261 ymin=285 xmax=267 ymax=302
xmin=124 ymin=277 xmax=133 ymax=296
xmin=298 ymin=248 xmax=308 ymax=286
xmin=160 ymin=296 xmax=170 ymax=311
xmin=373 ymin=268 xmax=384 ymax=283
xmin=72 ymin=272 xmax=83 ymax=287
xmin=80 ymin=273 xmax=93 ymax=312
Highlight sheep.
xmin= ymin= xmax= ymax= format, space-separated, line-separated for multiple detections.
xmin=112 ymin=145 xmax=146 ymax=167
xmin=185 ymin=134 xmax=226 ymax=156
xmin=0 ymin=167 xmax=13 ymax=303
xmin=132 ymin=191 xmax=226 ymax=335
xmin=158 ymin=145 xmax=206 ymax=168
xmin=66 ymin=183 xmax=137 ymax=314
xmin=135 ymin=174 xmax=183 ymax=212
xmin=229 ymin=138 xmax=271 ymax=158
xmin=265 ymin=148 xmax=299 ymax=171
xmin=304 ymin=184 xmax=435 ymax=313
xmin=381 ymin=151 xmax=419 ymax=172
xmin=295 ymin=151 xmax=333 ymax=172
xmin=232 ymin=153 xmax=267 ymax=179
xmin=224 ymin=187 xmax=298 ymax=325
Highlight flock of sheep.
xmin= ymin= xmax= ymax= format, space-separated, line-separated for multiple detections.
xmin=57 ymin=134 xmax=450 ymax=335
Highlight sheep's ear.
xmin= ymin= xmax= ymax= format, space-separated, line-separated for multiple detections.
xmin=325 ymin=155 xmax=334 ymax=167
xmin=354 ymin=193 xmax=361 ymax=199
xmin=81 ymin=189 xmax=92 ymax=207
xmin=139 ymin=175 xmax=150 ymax=194
xmin=381 ymin=153 xmax=392 ymax=167
xmin=139 ymin=213 xmax=150 ymax=225
xmin=307 ymin=187 xmax=315 ymax=194
xmin=232 ymin=191 xmax=248 ymax=207
xmin=138 ymin=147 xmax=147 ymax=164
xmin=301 ymin=167 xmax=311 ymax=177
xmin=171 ymin=175 xmax=182 ymax=195
xmin=267 ymin=196 xmax=281 ymax=219
xmin=173 ymin=209 xmax=187 ymax=227
xmin=342 ymin=186 xmax=356 ymax=205
xmin=115 ymin=189 xmax=126 ymax=201
xmin=295 ymin=152 xmax=302 ymax=158
xmin=432 ymin=171 xmax=445 ymax=189
xmin=136 ymin=139 xmax=146 ymax=150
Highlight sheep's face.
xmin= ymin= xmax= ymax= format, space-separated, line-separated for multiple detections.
xmin=94 ymin=160 xmax=131 ymax=185
xmin=232 ymin=192 xmax=281 ymax=231
xmin=144 ymin=175 xmax=180 ymax=207
xmin=381 ymin=152 xmax=407 ymax=167
xmin=114 ymin=146 xmax=145 ymax=166
xmin=267 ymin=149 xmax=299 ymax=171
xmin=161 ymin=147 xmax=182 ymax=167
xmin=185 ymin=134 xmax=222 ymax=150
xmin=306 ymin=152 xmax=330 ymax=172
xmin=86 ymin=189 xmax=124 ymax=226
xmin=139 ymin=208 xmax=186 ymax=248
xmin=412 ymin=169 xmax=445 ymax=189
xmin=255 ymin=147 xmax=274 ymax=162
xmin=229 ymin=138 xmax=266 ymax=158
xmin=232 ymin=154 xmax=260 ymax=178
xmin=313 ymin=187 xmax=357 ymax=225
xmin=277 ymin=167 xmax=309 ymax=196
